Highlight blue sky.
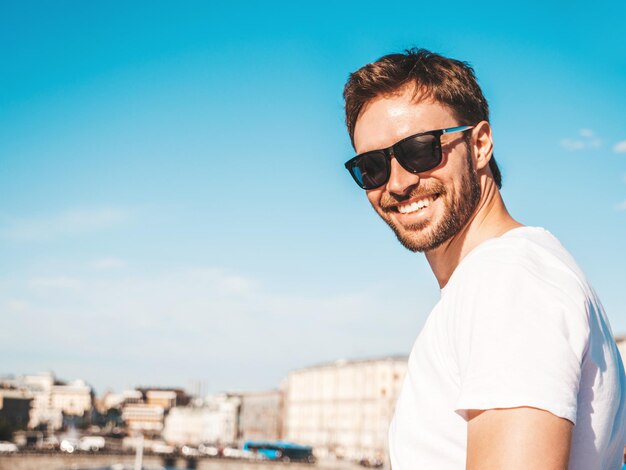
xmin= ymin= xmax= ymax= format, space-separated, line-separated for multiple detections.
xmin=1 ymin=1 xmax=625 ymax=394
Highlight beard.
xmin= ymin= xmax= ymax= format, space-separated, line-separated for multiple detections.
xmin=378 ymin=150 xmax=481 ymax=253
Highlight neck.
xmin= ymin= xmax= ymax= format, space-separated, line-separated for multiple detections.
xmin=425 ymin=180 xmax=522 ymax=289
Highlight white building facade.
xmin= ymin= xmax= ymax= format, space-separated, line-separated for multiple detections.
xmin=0 ymin=373 xmax=92 ymax=430
xmin=50 ymin=379 xmax=92 ymax=417
xmin=284 ymin=357 xmax=407 ymax=461
xmin=162 ymin=394 xmax=240 ymax=446
xmin=21 ymin=373 xmax=59 ymax=429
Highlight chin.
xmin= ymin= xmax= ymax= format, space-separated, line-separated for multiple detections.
xmin=396 ymin=233 xmax=444 ymax=253
xmin=391 ymin=225 xmax=440 ymax=253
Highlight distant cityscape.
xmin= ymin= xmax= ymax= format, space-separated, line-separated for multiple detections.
xmin=3 ymin=336 xmax=626 ymax=468
xmin=0 ymin=355 xmax=409 ymax=467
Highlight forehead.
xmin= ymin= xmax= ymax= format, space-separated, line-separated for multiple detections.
xmin=353 ymin=88 xmax=457 ymax=154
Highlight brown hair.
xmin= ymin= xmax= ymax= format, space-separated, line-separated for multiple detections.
xmin=343 ymin=48 xmax=502 ymax=188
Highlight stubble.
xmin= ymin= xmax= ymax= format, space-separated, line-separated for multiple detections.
xmin=380 ymin=151 xmax=481 ymax=253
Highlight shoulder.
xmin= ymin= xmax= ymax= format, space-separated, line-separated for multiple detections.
xmin=444 ymin=227 xmax=591 ymax=355
xmin=447 ymin=226 xmax=588 ymax=301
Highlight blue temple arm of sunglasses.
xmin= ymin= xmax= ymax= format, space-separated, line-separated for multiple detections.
xmin=442 ymin=125 xmax=474 ymax=135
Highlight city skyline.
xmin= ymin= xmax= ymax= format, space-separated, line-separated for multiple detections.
xmin=1 ymin=1 xmax=625 ymax=394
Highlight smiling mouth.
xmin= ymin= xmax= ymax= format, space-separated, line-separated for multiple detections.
xmin=395 ymin=194 xmax=440 ymax=214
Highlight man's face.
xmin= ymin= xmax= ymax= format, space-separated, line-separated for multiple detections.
xmin=353 ymin=88 xmax=481 ymax=253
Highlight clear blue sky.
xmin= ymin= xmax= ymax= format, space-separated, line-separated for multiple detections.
xmin=1 ymin=0 xmax=625 ymax=394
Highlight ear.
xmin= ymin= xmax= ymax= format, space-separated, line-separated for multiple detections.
xmin=472 ymin=121 xmax=494 ymax=171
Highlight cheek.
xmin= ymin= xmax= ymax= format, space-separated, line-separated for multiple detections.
xmin=366 ymin=189 xmax=383 ymax=210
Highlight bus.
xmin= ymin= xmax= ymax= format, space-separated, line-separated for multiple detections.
xmin=243 ymin=441 xmax=315 ymax=462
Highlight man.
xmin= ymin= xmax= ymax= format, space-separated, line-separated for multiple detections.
xmin=342 ymin=49 xmax=626 ymax=469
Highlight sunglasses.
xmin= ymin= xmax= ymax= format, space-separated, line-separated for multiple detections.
xmin=344 ymin=125 xmax=474 ymax=190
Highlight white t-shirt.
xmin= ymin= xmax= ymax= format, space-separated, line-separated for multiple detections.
xmin=389 ymin=227 xmax=626 ymax=469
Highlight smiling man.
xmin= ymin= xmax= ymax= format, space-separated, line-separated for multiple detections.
xmin=343 ymin=49 xmax=626 ymax=469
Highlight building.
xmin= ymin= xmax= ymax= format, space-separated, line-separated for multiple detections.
xmin=122 ymin=389 xmax=144 ymax=405
xmin=238 ymin=390 xmax=282 ymax=442
xmin=137 ymin=388 xmax=189 ymax=409
xmin=284 ymin=356 xmax=407 ymax=462
xmin=203 ymin=393 xmax=240 ymax=445
xmin=122 ymin=403 xmax=165 ymax=435
xmin=204 ymin=393 xmax=241 ymax=446
xmin=1 ymin=373 xmax=57 ymax=429
xmin=50 ymin=379 xmax=93 ymax=417
xmin=162 ymin=406 xmax=213 ymax=446
xmin=146 ymin=390 xmax=177 ymax=410
xmin=0 ymin=388 xmax=32 ymax=431
xmin=21 ymin=374 xmax=57 ymax=429
xmin=0 ymin=373 xmax=92 ymax=430
xmin=162 ymin=394 xmax=240 ymax=446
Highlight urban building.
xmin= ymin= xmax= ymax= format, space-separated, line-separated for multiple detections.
xmin=99 ymin=391 xmax=123 ymax=412
xmin=0 ymin=373 xmax=56 ymax=429
xmin=23 ymin=374 xmax=56 ymax=429
xmin=122 ymin=403 xmax=165 ymax=435
xmin=50 ymin=379 xmax=93 ymax=417
xmin=146 ymin=390 xmax=177 ymax=410
xmin=0 ymin=373 xmax=93 ymax=430
xmin=162 ymin=406 xmax=214 ymax=446
xmin=284 ymin=356 xmax=407 ymax=462
xmin=203 ymin=393 xmax=240 ymax=445
xmin=238 ymin=389 xmax=282 ymax=442
xmin=0 ymin=388 xmax=32 ymax=431
xmin=162 ymin=394 xmax=240 ymax=446
xmin=122 ymin=389 xmax=144 ymax=405
xmin=137 ymin=387 xmax=189 ymax=408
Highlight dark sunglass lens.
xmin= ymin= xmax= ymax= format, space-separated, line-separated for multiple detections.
xmin=349 ymin=151 xmax=388 ymax=189
xmin=395 ymin=134 xmax=440 ymax=173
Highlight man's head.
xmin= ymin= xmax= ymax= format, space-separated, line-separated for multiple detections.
xmin=344 ymin=48 xmax=501 ymax=189
xmin=343 ymin=48 xmax=500 ymax=252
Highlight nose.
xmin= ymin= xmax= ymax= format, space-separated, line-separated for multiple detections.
xmin=385 ymin=156 xmax=420 ymax=196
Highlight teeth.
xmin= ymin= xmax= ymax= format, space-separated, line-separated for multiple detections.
xmin=398 ymin=197 xmax=433 ymax=214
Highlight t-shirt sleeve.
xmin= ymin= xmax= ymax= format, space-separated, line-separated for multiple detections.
xmin=453 ymin=246 xmax=590 ymax=424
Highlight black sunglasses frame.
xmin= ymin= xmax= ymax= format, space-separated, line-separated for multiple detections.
xmin=344 ymin=125 xmax=474 ymax=190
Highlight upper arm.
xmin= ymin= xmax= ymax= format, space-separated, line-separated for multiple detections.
xmin=453 ymin=244 xmax=587 ymax=469
xmin=466 ymin=407 xmax=573 ymax=470
xmin=453 ymin=249 xmax=589 ymax=425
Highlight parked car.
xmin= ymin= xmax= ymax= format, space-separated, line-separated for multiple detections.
xmin=223 ymin=447 xmax=259 ymax=460
xmin=359 ymin=456 xmax=384 ymax=468
xmin=181 ymin=445 xmax=201 ymax=457
xmin=78 ymin=436 xmax=106 ymax=452
xmin=0 ymin=441 xmax=18 ymax=453
xmin=60 ymin=439 xmax=78 ymax=453
xmin=150 ymin=442 xmax=175 ymax=455
xmin=41 ymin=435 xmax=60 ymax=450
xmin=198 ymin=443 xmax=219 ymax=456
xmin=243 ymin=441 xmax=314 ymax=463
